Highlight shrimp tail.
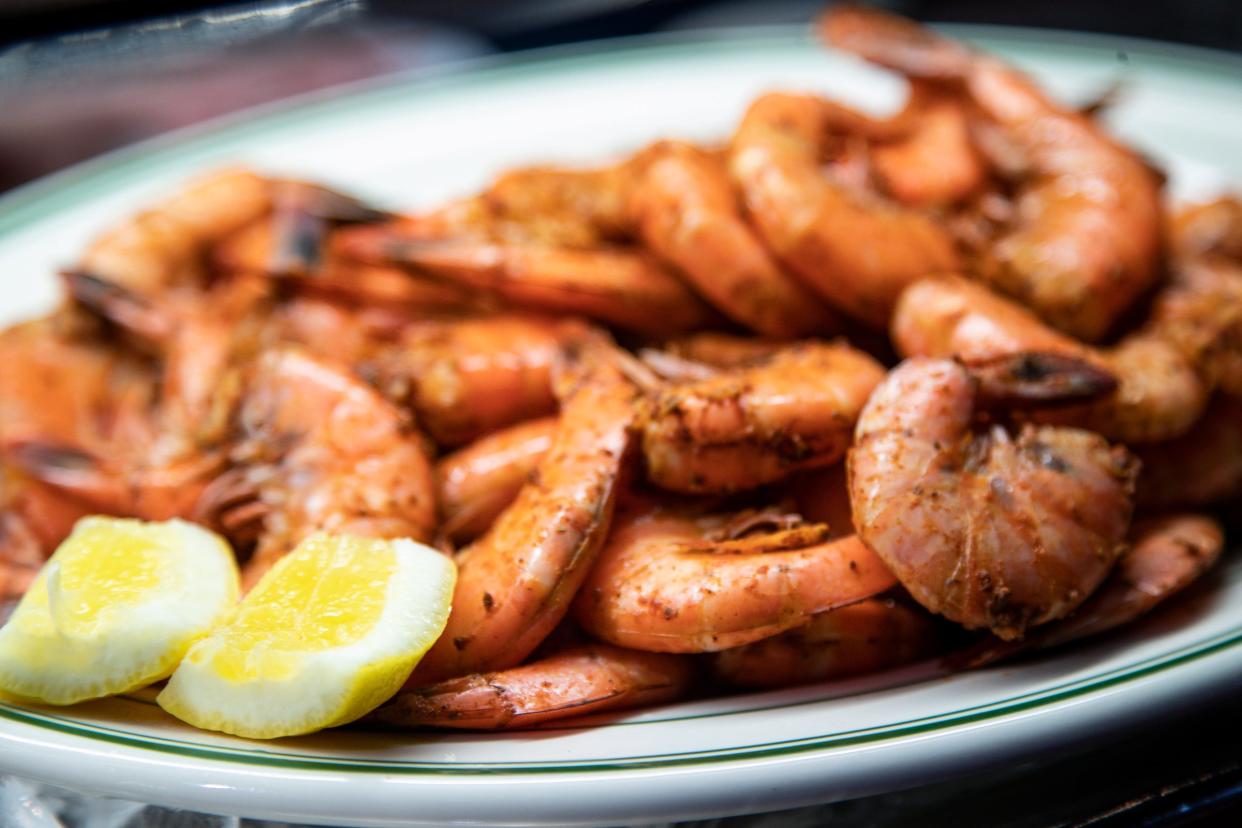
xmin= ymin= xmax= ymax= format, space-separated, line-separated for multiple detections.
xmin=266 ymin=183 xmax=393 ymax=276
xmin=60 ymin=270 xmax=172 ymax=345
xmin=970 ymin=352 xmax=1118 ymax=408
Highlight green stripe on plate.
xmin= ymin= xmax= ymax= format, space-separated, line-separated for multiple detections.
xmin=2 ymin=628 xmax=1237 ymax=774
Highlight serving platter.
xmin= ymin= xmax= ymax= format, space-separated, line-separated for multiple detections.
xmin=1 ymin=24 xmax=1240 ymax=827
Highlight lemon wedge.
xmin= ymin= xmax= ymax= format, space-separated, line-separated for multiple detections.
xmin=157 ymin=533 xmax=455 ymax=739
xmin=0 ymin=516 xmax=239 ymax=705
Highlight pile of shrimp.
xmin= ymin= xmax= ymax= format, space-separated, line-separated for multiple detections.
xmin=1 ymin=6 xmax=1236 ymax=731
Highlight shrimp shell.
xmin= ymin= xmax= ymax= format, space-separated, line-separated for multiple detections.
xmin=849 ymin=357 xmax=1138 ymax=639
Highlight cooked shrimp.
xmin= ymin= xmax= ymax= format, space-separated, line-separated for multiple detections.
xmin=871 ymin=81 xmax=989 ymax=208
xmin=1150 ymin=256 xmax=1242 ymax=396
xmin=373 ymin=314 xmax=595 ymax=447
xmin=729 ymin=91 xmax=960 ymax=327
xmin=410 ymin=343 xmax=636 ymax=683
xmin=193 ymin=348 xmax=437 ymax=588
xmin=639 ymin=341 xmax=885 ymax=493
xmin=849 ymin=356 xmax=1138 ymax=639
xmin=961 ymin=514 xmax=1223 ymax=666
xmin=75 ymin=168 xmax=272 ymax=297
xmin=1039 ymin=514 xmax=1223 ymax=647
xmin=436 ymin=416 xmax=558 ymax=544
xmin=0 ymin=319 xmax=181 ymax=520
xmin=371 ymin=644 xmax=694 ymax=730
xmin=574 ymin=497 xmax=897 ymax=653
xmin=337 ymin=226 xmax=717 ymax=336
xmin=893 ymin=275 xmax=1208 ymax=442
xmin=630 ymin=141 xmax=839 ymax=336
xmin=59 ymin=271 xmax=272 ymax=458
xmin=0 ymin=318 xmax=155 ymax=457
xmin=1136 ymin=395 xmax=1242 ymax=509
xmin=711 ymin=597 xmax=940 ymax=688
xmin=823 ymin=6 xmax=1163 ymax=341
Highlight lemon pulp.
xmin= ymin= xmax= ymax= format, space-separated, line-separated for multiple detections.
xmin=158 ymin=533 xmax=455 ymax=739
xmin=0 ymin=517 xmax=239 ymax=705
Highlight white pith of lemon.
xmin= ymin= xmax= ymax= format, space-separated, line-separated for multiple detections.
xmin=156 ymin=533 xmax=456 ymax=739
xmin=0 ymin=516 xmax=239 ymax=705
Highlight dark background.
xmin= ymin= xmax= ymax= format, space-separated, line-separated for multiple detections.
xmin=1 ymin=2 xmax=1239 ymax=825
xmin=2 ymin=0 xmax=1240 ymax=192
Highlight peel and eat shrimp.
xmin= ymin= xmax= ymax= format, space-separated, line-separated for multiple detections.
xmin=850 ymin=356 xmax=1138 ymax=640
xmin=74 ymin=168 xmax=272 ymax=298
xmin=960 ymin=513 xmax=1224 ymax=667
xmin=573 ymin=497 xmax=896 ymax=653
xmin=410 ymin=342 xmax=637 ymax=685
xmin=823 ymin=6 xmax=1164 ymax=342
xmin=195 ymin=348 xmax=437 ymax=589
xmin=729 ymin=92 xmax=960 ymax=328
xmin=4 ymin=4 xmax=1230 ymax=732
xmin=339 ymin=141 xmax=843 ymax=339
xmin=638 ymin=341 xmax=885 ymax=493
xmin=892 ymin=275 xmax=1208 ymax=443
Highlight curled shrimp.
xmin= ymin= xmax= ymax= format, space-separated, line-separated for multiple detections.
xmin=823 ymin=6 xmax=1163 ymax=341
xmin=373 ymin=314 xmax=594 ymax=447
xmin=436 ymin=416 xmax=558 ymax=544
xmin=629 ymin=141 xmax=838 ymax=336
xmin=961 ymin=514 xmax=1223 ymax=666
xmin=711 ymin=597 xmax=941 ymax=689
xmin=849 ymin=356 xmax=1138 ymax=639
xmin=194 ymin=348 xmax=437 ymax=588
xmin=75 ymin=168 xmax=272 ymax=297
xmin=573 ymin=497 xmax=897 ymax=653
xmin=893 ymin=275 xmax=1208 ymax=443
xmin=638 ymin=341 xmax=885 ymax=493
xmin=371 ymin=644 xmax=694 ymax=731
xmin=729 ymin=91 xmax=959 ymax=327
xmin=410 ymin=342 xmax=637 ymax=684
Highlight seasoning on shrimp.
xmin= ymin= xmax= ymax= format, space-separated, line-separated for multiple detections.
xmin=849 ymin=356 xmax=1138 ymax=639
xmin=372 ymin=644 xmax=694 ymax=731
xmin=892 ymin=275 xmax=1208 ymax=443
xmin=823 ymin=5 xmax=1163 ymax=341
xmin=574 ymin=497 xmax=896 ymax=653
xmin=639 ymin=340 xmax=884 ymax=493
xmin=410 ymin=340 xmax=637 ymax=684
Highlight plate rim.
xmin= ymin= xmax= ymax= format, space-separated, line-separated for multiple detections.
xmin=1 ymin=627 xmax=1239 ymax=773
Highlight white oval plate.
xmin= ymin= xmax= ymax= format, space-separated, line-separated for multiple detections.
xmin=1 ymin=24 xmax=1240 ymax=828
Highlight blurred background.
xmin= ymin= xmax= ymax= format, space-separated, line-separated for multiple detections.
xmin=2 ymin=0 xmax=1240 ymax=192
